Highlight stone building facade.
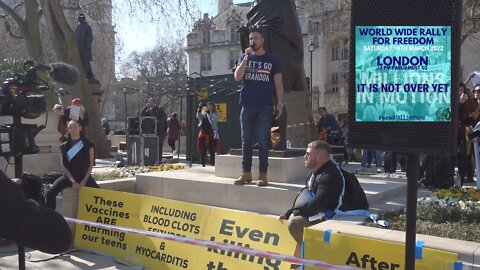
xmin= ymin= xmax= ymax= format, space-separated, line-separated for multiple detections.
xmin=186 ymin=1 xmax=250 ymax=78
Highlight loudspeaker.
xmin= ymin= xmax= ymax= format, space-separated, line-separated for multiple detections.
xmin=140 ymin=117 xmax=157 ymax=135
xmin=142 ymin=135 xmax=159 ymax=166
xmin=127 ymin=135 xmax=142 ymax=165
xmin=127 ymin=117 xmax=139 ymax=135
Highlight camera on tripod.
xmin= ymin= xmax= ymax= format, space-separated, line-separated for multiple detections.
xmin=1 ymin=60 xmax=48 ymax=119
xmin=0 ymin=60 xmax=78 ymax=157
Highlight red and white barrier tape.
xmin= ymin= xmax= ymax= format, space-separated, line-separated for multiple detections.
xmin=286 ymin=121 xmax=314 ymax=129
xmin=65 ymin=217 xmax=354 ymax=270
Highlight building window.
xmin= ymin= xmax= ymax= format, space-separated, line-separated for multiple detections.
xmin=331 ymin=73 xmax=338 ymax=84
xmin=230 ymin=25 xmax=239 ymax=42
xmin=329 ymin=87 xmax=339 ymax=93
xmin=201 ymin=53 xmax=211 ymax=71
xmin=202 ymin=29 xmax=210 ymax=45
xmin=342 ymin=72 xmax=349 ymax=82
xmin=331 ymin=46 xmax=339 ymax=61
xmin=342 ymin=47 xmax=349 ymax=60
xmin=229 ymin=50 xmax=241 ymax=69
xmin=308 ymin=20 xmax=319 ymax=35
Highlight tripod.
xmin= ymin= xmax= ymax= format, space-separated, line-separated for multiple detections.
xmin=12 ymin=115 xmax=26 ymax=270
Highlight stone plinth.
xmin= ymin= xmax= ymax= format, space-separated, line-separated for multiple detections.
xmin=89 ymin=83 xmax=104 ymax=111
xmin=228 ymin=148 xmax=306 ymax=157
xmin=55 ymin=188 xmax=79 ymax=236
xmin=215 ymin=154 xmax=309 ymax=183
xmin=135 ymin=166 xmax=407 ymax=216
xmin=136 ymin=170 xmax=301 ymax=215
xmin=107 ymin=135 xmax=126 ymax=149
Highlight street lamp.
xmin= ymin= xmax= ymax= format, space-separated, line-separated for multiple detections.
xmin=123 ymin=87 xmax=128 ymax=129
xmin=308 ymin=40 xmax=316 ymax=111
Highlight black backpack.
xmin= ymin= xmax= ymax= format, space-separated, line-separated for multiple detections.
xmin=338 ymin=168 xmax=369 ymax=211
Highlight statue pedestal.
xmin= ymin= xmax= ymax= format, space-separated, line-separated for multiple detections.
xmin=88 ymin=83 xmax=103 ymax=113
xmin=214 ymin=148 xmax=309 ymax=183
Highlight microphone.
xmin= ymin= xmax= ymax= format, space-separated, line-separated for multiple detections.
xmin=26 ymin=60 xmax=53 ymax=71
xmin=48 ymin=62 xmax=79 ymax=85
xmin=26 ymin=61 xmax=79 ymax=85
xmin=248 ymin=44 xmax=255 ymax=56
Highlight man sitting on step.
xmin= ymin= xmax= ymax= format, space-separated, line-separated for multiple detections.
xmin=280 ymin=140 xmax=369 ymax=259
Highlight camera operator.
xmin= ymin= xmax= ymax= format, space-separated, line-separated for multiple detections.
xmin=0 ymin=171 xmax=72 ymax=254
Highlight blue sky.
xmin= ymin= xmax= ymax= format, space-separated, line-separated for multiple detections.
xmin=114 ymin=0 xmax=251 ymax=64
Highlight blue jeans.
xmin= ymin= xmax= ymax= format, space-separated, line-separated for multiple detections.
xmin=375 ymin=151 xmax=384 ymax=166
xmin=240 ymin=104 xmax=273 ymax=173
xmin=361 ymin=150 xmax=372 ymax=167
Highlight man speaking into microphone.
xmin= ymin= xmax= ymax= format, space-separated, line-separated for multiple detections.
xmin=234 ymin=28 xmax=285 ymax=187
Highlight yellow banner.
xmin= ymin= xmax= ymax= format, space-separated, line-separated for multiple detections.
xmin=197 ymin=88 xmax=209 ymax=101
xmin=75 ymin=188 xmax=295 ymax=270
xmin=304 ymin=228 xmax=458 ymax=270
xmin=199 ymin=208 xmax=296 ymax=270
xmin=215 ymin=103 xmax=227 ymax=122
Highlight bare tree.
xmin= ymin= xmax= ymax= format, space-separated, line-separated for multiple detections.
xmin=0 ymin=0 xmax=199 ymax=157
xmin=120 ymin=39 xmax=188 ymax=111
xmin=0 ymin=0 xmax=43 ymax=58
xmin=462 ymin=0 xmax=480 ymax=44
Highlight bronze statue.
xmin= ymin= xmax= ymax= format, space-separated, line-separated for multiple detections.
xmin=238 ymin=0 xmax=305 ymax=149
xmin=75 ymin=13 xmax=98 ymax=84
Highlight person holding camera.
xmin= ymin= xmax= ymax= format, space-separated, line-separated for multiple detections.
xmin=46 ymin=120 xmax=99 ymax=210
xmin=196 ymin=101 xmax=220 ymax=167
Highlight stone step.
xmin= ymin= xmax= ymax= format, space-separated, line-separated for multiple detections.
xmin=215 ymin=154 xmax=309 ymax=183
xmin=135 ymin=165 xmax=407 ymax=216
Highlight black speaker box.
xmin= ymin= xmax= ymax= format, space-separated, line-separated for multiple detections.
xmin=127 ymin=135 xmax=142 ymax=165
xmin=127 ymin=117 xmax=139 ymax=135
xmin=140 ymin=117 xmax=157 ymax=135
xmin=142 ymin=135 xmax=159 ymax=166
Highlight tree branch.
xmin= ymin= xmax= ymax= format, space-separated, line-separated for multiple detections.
xmin=0 ymin=0 xmax=26 ymax=30
xmin=5 ymin=19 xmax=23 ymax=39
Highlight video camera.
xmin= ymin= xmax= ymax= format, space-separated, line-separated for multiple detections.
xmin=1 ymin=61 xmax=48 ymax=119
xmin=0 ymin=60 xmax=79 ymax=157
